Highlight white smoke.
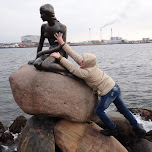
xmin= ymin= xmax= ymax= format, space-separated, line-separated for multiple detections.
xmin=101 ymin=0 xmax=137 ymax=29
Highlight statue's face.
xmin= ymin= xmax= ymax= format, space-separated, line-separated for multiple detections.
xmin=40 ymin=10 xmax=48 ymax=21
xmin=40 ymin=10 xmax=55 ymax=22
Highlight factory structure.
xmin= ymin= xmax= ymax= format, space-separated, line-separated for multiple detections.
xmin=69 ymin=28 xmax=152 ymax=46
xmin=0 ymin=30 xmax=152 ymax=48
xmin=21 ymin=35 xmax=40 ymax=43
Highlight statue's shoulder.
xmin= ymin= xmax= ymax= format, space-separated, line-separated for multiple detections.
xmin=41 ymin=23 xmax=47 ymax=29
xmin=56 ymin=21 xmax=66 ymax=32
xmin=40 ymin=24 xmax=49 ymax=33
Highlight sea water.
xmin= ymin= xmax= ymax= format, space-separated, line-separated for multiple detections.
xmin=0 ymin=43 xmax=152 ymax=126
xmin=0 ymin=43 xmax=152 ymax=151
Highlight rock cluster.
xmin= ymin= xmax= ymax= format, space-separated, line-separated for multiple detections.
xmin=130 ymin=108 xmax=152 ymax=121
xmin=0 ymin=116 xmax=27 ymax=152
xmin=8 ymin=64 xmax=152 ymax=152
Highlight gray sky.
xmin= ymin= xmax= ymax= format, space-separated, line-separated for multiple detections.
xmin=0 ymin=0 xmax=152 ymax=43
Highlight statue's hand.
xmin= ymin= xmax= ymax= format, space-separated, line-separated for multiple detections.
xmin=37 ymin=52 xmax=42 ymax=58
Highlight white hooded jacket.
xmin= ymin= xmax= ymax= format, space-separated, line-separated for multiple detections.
xmin=60 ymin=44 xmax=115 ymax=96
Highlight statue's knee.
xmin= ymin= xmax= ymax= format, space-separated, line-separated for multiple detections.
xmin=34 ymin=59 xmax=43 ymax=70
xmin=41 ymin=62 xmax=49 ymax=70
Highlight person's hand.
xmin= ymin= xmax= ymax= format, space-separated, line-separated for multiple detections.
xmin=54 ymin=32 xmax=64 ymax=44
xmin=50 ymin=52 xmax=61 ymax=58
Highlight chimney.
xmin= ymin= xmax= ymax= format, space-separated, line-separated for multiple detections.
xmin=111 ymin=28 xmax=113 ymax=40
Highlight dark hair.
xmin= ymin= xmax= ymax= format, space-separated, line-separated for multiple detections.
xmin=40 ymin=4 xmax=55 ymax=17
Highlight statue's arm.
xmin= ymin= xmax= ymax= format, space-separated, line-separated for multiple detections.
xmin=37 ymin=44 xmax=61 ymax=57
xmin=36 ymin=24 xmax=45 ymax=57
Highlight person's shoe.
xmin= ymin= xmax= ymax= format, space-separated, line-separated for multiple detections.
xmin=133 ymin=127 xmax=146 ymax=139
xmin=100 ymin=127 xmax=118 ymax=136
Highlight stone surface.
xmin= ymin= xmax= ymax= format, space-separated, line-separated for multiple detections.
xmin=54 ymin=119 xmax=128 ymax=152
xmin=9 ymin=115 xmax=27 ymax=134
xmin=130 ymin=108 xmax=152 ymax=121
xmin=96 ymin=112 xmax=137 ymax=145
xmin=9 ymin=64 xmax=98 ymax=122
xmin=0 ymin=143 xmax=3 ymax=152
xmin=0 ymin=132 xmax=14 ymax=144
xmin=133 ymin=139 xmax=152 ymax=152
xmin=17 ymin=116 xmax=55 ymax=152
xmin=0 ymin=121 xmax=5 ymax=133
xmin=145 ymin=130 xmax=152 ymax=142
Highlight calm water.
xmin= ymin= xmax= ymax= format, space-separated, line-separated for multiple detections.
xmin=0 ymin=43 xmax=152 ymax=126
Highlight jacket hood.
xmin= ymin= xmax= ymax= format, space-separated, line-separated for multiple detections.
xmin=82 ymin=53 xmax=97 ymax=68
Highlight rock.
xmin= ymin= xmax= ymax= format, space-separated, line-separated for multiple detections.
xmin=0 ymin=121 xmax=5 ymax=133
xmin=130 ymin=108 xmax=152 ymax=121
xmin=9 ymin=116 xmax=27 ymax=134
xmin=54 ymin=119 xmax=128 ymax=152
xmin=9 ymin=64 xmax=98 ymax=122
xmin=0 ymin=132 xmax=14 ymax=144
xmin=133 ymin=139 xmax=152 ymax=152
xmin=0 ymin=143 xmax=3 ymax=152
xmin=17 ymin=116 xmax=55 ymax=152
xmin=145 ymin=130 xmax=152 ymax=142
xmin=96 ymin=111 xmax=137 ymax=147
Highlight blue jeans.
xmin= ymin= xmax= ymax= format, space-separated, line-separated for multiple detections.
xmin=94 ymin=84 xmax=139 ymax=129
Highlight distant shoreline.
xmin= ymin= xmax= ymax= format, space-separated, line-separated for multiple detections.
xmin=0 ymin=42 xmax=152 ymax=49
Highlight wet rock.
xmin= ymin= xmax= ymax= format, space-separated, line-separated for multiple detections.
xmin=130 ymin=108 xmax=152 ymax=121
xmin=0 ymin=121 xmax=5 ymax=133
xmin=0 ymin=132 xmax=14 ymax=144
xmin=96 ymin=111 xmax=137 ymax=147
xmin=133 ymin=139 xmax=152 ymax=152
xmin=9 ymin=115 xmax=27 ymax=134
xmin=17 ymin=116 xmax=55 ymax=152
xmin=145 ymin=130 xmax=152 ymax=142
xmin=9 ymin=64 xmax=98 ymax=122
xmin=54 ymin=119 xmax=128 ymax=152
xmin=0 ymin=143 xmax=3 ymax=152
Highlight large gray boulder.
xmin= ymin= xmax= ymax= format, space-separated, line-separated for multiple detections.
xmin=9 ymin=64 xmax=98 ymax=122
xmin=17 ymin=116 xmax=55 ymax=152
xmin=133 ymin=139 xmax=152 ymax=152
xmin=54 ymin=119 xmax=128 ymax=152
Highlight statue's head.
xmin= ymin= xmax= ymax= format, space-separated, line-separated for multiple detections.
xmin=40 ymin=4 xmax=56 ymax=21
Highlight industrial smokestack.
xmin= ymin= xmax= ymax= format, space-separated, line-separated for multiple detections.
xmin=100 ymin=28 xmax=102 ymax=41
xmin=89 ymin=28 xmax=91 ymax=41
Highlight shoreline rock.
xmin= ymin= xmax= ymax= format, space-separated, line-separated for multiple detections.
xmin=17 ymin=116 xmax=55 ymax=152
xmin=0 ymin=109 xmax=152 ymax=152
xmin=0 ymin=122 xmax=5 ymax=134
xmin=130 ymin=108 xmax=152 ymax=121
xmin=9 ymin=116 xmax=27 ymax=134
xmin=54 ymin=119 xmax=128 ymax=152
xmin=9 ymin=64 xmax=98 ymax=122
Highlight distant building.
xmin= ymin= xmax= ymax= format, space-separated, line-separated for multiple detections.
xmin=21 ymin=35 xmax=40 ymax=43
xmin=142 ymin=38 xmax=150 ymax=43
xmin=21 ymin=35 xmax=49 ymax=47
xmin=106 ymin=37 xmax=123 ymax=44
xmin=110 ymin=37 xmax=122 ymax=41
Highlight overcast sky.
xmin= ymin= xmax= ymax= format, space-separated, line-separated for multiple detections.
xmin=0 ymin=0 xmax=152 ymax=43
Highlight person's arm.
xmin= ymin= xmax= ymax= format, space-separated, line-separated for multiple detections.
xmin=51 ymin=52 xmax=89 ymax=79
xmin=54 ymin=33 xmax=83 ymax=65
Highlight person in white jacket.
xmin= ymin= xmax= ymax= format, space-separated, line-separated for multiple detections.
xmin=50 ymin=32 xmax=146 ymax=139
